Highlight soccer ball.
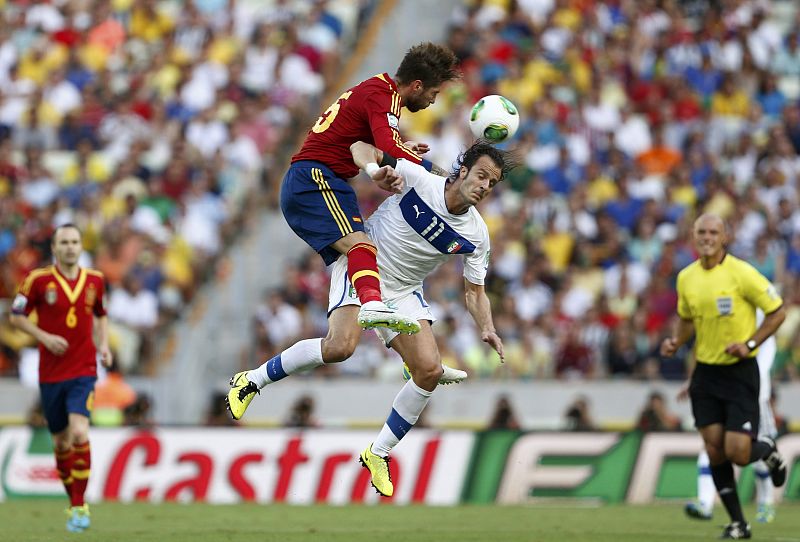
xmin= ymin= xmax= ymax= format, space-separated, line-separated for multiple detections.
xmin=469 ymin=95 xmax=520 ymax=143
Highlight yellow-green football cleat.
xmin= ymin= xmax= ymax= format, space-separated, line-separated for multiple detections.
xmin=359 ymin=445 xmax=393 ymax=497
xmin=226 ymin=371 xmax=260 ymax=420
xmin=358 ymin=301 xmax=421 ymax=335
xmin=402 ymin=362 xmax=467 ymax=385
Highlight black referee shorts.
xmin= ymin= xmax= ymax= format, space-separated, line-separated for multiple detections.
xmin=689 ymin=357 xmax=759 ymax=436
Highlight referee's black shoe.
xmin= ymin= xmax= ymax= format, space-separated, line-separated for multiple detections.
xmin=761 ymin=437 xmax=788 ymax=487
xmin=720 ymin=521 xmax=751 ymax=539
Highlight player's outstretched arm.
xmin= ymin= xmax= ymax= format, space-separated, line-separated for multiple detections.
xmin=9 ymin=313 xmax=69 ymax=355
xmin=464 ymin=279 xmax=504 ymax=362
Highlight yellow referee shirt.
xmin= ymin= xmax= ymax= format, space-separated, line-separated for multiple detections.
xmin=676 ymin=254 xmax=782 ymax=365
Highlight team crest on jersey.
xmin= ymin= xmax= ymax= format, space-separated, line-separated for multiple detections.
xmin=716 ymin=296 xmax=732 ymax=316
xmin=45 ymin=282 xmax=58 ymax=305
xmin=447 ymin=240 xmax=462 ymax=253
xmin=387 ymin=113 xmax=399 ymax=129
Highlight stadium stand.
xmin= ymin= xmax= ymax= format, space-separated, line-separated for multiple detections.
xmin=0 ymin=0 xmax=371 ymax=377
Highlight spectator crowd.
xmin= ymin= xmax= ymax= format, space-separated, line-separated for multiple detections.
xmin=0 ymin=0 xmax=367 ymax=376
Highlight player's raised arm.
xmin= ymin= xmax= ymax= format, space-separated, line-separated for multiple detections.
xmin=350 ymin=141 xmax=404 ymax=194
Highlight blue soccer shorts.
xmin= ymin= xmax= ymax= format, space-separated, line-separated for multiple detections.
xmin=39 ymin=376 xmax=97 ymax=434
xmin=280 ymin=160 xmax=366 ymax=266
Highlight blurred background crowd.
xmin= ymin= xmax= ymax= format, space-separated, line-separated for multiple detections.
xmin=0 ymin=0 xmax=371 ymax=377
xmin=2 ymin=0 xmax=800 ymax=408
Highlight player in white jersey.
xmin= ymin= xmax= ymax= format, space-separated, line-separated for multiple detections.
xmin=345 ymin=140 xmax=508 ymax=497
xmin=686 ymin=309 xmax=780 ymax=523
xmin=227 ymin=140 xmax=511 ymax=497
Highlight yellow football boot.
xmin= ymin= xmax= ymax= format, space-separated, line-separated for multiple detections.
xmin=359 ymin=445 xmax=393 ymax=497
xmin=226 ymin=371 xmax=259 ymax=420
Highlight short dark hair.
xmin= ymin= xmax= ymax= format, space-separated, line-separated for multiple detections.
xmin=395 ymin=42 xmax=459 ymax=88
xmin=52 ymin=223 xmax=82 ymax=242
xmin=452 ymin=140 xmax=518 ymax=182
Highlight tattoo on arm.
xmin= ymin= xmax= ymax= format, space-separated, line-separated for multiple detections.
xmin=430 ymin=164 xmax=448 ymax=176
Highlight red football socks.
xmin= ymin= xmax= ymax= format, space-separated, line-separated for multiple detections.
xmin=55 ymin=447 xmax=74 ymax=500
xmin=71 ymin=441 xmax=91 ymax=506
xmin=347 ymin=243 xmax=382 ymax=304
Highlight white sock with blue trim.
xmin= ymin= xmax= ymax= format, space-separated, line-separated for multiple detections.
xmin=247 ymin=338 xmax=324 ymax=389
xmin=371 ymin=379 xmax=432 ymax=457
xmin=754 ymin=460 xmax=773 ymax=507
xmin=697 ymin=451 xmax=715 ymax=513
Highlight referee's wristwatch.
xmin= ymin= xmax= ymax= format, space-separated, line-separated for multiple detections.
xmin=746 ymin=339 xmax=757 ymax=352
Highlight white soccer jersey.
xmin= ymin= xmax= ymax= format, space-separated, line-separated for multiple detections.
xmin=365 ymin=159 xmax=491 ymax=296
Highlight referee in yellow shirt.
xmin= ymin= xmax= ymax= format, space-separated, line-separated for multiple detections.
xmin=660 ymin=214 xmax=787 ymax=540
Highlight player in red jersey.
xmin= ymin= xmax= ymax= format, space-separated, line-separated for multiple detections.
xmin=282 ymin=42 xmax=458 ymax=329
xmin=10 ymin=224 xmax=112 ymax=533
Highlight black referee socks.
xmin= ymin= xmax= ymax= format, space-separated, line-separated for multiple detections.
xmin=710 ymin=461 xmax=745 ymax=523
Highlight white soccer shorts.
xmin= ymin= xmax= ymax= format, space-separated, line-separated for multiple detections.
xmin=327 ymin=255 xmax=436 ymax=346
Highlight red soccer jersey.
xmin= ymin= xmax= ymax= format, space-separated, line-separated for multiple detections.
xmin=12 ymin=266 xmax=107 ymax=383
xmin=292 ymin=73 xmax=424 ymax=179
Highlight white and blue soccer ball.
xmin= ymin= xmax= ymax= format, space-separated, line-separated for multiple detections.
xmin=468 ymin=94 xmax=520 ymax=143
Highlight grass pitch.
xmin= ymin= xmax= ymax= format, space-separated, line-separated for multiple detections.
xmin=1 ymin=501 xmax=799 ymax=542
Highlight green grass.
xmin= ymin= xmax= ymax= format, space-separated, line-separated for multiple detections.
xmin=1 ymin=501 xmax=800 ymax=542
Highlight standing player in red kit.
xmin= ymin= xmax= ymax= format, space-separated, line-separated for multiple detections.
xmin=10 ymin=224 xmax=111 ymax=533
xmin=227 ymin=43 xmax=460 ymax=415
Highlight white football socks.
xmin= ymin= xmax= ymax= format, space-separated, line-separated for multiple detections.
xmin=697 ymin=451 xmax=716 ymax=514
xmin=247 ymin=338 xmax=324 ymax=388
xmin=371 ymin=379 xmax=432 ymax=458
xmin=754 ymin=459 xmax=774 ymax=507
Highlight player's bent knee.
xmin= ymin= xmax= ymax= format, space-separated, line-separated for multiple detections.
xmin=411 ymin=362 xmax=443 ymax=388
xmin=321 ymin=337 xmax=358 ymax=363
xmin=726 ymin=445 xmax=751 ymax=466
xmin=333 ymin=231 xmax=373 ymax=255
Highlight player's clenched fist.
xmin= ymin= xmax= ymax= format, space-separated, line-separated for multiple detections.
xmin=370 ymin=165 xmax=404 ymax=194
